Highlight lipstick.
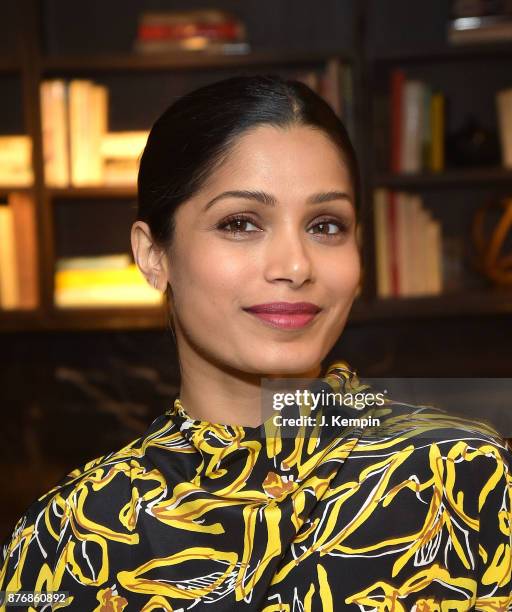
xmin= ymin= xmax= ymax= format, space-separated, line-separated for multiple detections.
xmin=243 ymin=302 xmax=321 ymax=330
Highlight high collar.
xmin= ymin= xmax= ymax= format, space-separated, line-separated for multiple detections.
xmin=163 ymin=361 xmax=372 ymax=500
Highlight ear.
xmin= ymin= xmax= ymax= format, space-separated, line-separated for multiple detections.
xmin=131 ymin=220 xmax=170 ymax=292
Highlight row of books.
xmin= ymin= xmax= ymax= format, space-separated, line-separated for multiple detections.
xmin=0 ymin=135 xmax=33 ymax=187
xmin=41 ymin=79 xmax=149 ymax=187
xmin=373 ymin=188 xmax=443 ymax=298
xmin=40 ymin=63 xmax=352 ymax=188
xmin=54 ymin=253 xmax=163 ymax=308
xmin=448 ymin=0 xmax=512 ymax=45
xmin=0 ymin=193 xmax=38 ymax=310
xmin=389 ymin=70 xmax=445 ymax=174
xmin=134 ymin=9 xmax=250 ymax=55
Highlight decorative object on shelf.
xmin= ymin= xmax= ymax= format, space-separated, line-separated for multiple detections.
xmin=445 ymin=114 xmax=501 ymax=167
xmin=448 ymin=0 xmax=512 ymax=45
xmin=134 ymin=9 xmax=250 ymax=55
xmin=472 ymin=195 xmax=512 ymax=285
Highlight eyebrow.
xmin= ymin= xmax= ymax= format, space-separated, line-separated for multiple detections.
xmin=203 ymin=189 xmax=352 ymax=211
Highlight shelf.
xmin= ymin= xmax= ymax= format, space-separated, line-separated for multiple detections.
xmin=47 ymin=186 xmax=137 ymax=199
xmin=2 ymin=290 xmax=511 ymax=332
xmin=0 ymin=309 xmax=43 ymax=332
xmin=350 ymin=288 xmax=512 ymax=323
xmin=0 ymin=186 xmax=33 ymax=198
xmin=0 ymin=305 xmax=168 ymax=333
xmin=42 ymin=50 xmax=352 ymax=74
xmin=374 ymin=167 xmax=512 ymax=189
xmin=372 ymin=42 xmax=512 ymax=64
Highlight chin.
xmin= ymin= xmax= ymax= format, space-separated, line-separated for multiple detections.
xmin=249 ymin=354 xmax=322 ymax=378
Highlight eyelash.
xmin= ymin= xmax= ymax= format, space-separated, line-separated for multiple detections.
xmin=216 ymin=214 xmax=349 ymax=238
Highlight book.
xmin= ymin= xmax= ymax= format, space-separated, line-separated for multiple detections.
xmin=425 ymin=217 xmax=443 ymax=294
xmin=9 ymin=192 xmax=38 ymax=309
xmin=373 ymin=188 xmax=444 ymax=298
xmin=100 ymin=131 xmax=149 ymax=160
xmin=321 ymin=58 xmax=344 ymax=117
xmin=0 ymin=204 xmax=18 ymax=309
xmin=400 ymin=80 xmax=427 ymax=173
xmin=56 ymin=254 xmax=132 ymax=271
xmin=390 ymin=69 xmax=405 ymax=173
xmin=430 ymin=93 xmax=445 ymax=172
xmin=0 ymin=135 xmax=33 ymax=186
xmin=496 ymin=88 xmax=512 ymax=168
xmin=134 ymin=9 xmax=248 ymax=54
xmin=373 ymin=188 xmax=391 ymax=298
xmin=448 ymin=1 xmax=512 ymax=45
xmin=40 ymin=80 xmax=70 ymax=186
xmin=54 ymin=262 xmax=163 ymax=307
xmin=69 ymin=80 xmax=108 ymax=185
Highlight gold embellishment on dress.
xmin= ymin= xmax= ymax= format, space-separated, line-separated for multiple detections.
xmin=262 ymin=471 xmax=295 ymax=499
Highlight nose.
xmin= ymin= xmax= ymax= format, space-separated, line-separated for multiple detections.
xmin=263 ymin=225 xmax=313 ymax=288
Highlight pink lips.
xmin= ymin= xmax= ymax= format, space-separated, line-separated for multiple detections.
xmin=243 ymin=302 xmax=321 ymax=329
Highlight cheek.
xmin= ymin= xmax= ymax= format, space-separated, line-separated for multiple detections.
xmin=174 ymin=245 xmax=252 ymax=312
xmin=321 ymin=247 xmax=361 ymax=297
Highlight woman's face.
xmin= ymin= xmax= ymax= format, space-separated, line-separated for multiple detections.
xmin=166 ymin=124 xmax=360 ymax=377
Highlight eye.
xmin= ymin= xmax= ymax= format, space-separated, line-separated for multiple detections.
xmin=216 ymin=214 xmax=261 ymax=235
xmin=308 ymin=218 xmax=349 ymax=237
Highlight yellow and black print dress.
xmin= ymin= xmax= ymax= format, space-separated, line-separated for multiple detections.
xmin=1 ymin=361 xmax=512 ymax=611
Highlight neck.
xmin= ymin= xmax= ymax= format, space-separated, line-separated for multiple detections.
xmin=177 ymin=340 xmax=323 ymax=428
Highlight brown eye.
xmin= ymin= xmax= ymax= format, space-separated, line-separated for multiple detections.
xmin=217 ymin=214 xmax=261 ymax=234
xmin=308 ymin=219 xmax=348 ymax=236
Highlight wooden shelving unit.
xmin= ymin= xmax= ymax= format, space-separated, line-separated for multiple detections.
xmin=41 ymin=49 xmax=352 ymax=74
xmin=375 ymin=167 xmax=512 ymax=189
xmin=1 ymin=2 xmax=512 ymax=333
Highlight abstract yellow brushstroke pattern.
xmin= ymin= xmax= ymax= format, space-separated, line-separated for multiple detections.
xmin=1 ymin=361 xmax=511 ymax=611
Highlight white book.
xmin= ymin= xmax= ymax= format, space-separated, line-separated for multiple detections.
xmin=407 ymin=194 xmax=423 ymax=296
xmin=497 ymin=88 xmax=512 ymax=168
xmin=100 ymin=130 xmax=149 ymax=161
xmin=55 ymin=284 xmax=163 ymax=308
xmin=0 ymin=205 xmax=19 ymax=309
xmin=89 ymin=84 xmax=109 ymax=183
xmin=56 ymin=253 xmax=132 ymax=271
xmin=0 ymin=135 xmax=33 ymax=186
xmin=416 ymin=208 xmax=431 ymax=296
xmin=425 ymin=217 xmax=443 ymax=295
xmin=41 ymin=80 xmax=70 ymax=187
xmin=373 ymin=188 xmax=391 ymax=298
xmin=400 ymin=80 xmax=426 ymax=173
xmin=69 ymin=80 xmax=92 ymax=186
xmin=395 ymin=192 xmax=411 ymax=296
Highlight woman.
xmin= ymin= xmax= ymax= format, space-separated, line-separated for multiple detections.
xmin=1 ymin=74 xmax=511 ymax=611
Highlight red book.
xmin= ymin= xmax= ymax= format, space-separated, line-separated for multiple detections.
xmin=138 ymin=22 xmax=240 ymax=41
xmin=390 ymin=69 xmax=405 ymax=174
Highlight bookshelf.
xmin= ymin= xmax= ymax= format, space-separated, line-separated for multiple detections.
xmin=1 ymin=2 xmax=512 ymax=332
xmin=0 ymin=0 xmax=359 ymax=332
xmin=363 ymin=38 xmax=512 ymax=315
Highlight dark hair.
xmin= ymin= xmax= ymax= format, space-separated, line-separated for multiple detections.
xmin=137 ymin=73 xmax=361 ymax=324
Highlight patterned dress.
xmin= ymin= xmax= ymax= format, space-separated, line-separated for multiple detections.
xmin=1 ymin=361 xmax=511 ymax=611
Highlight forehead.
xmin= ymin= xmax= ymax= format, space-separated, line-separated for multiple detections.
xmin=208 ymin=124 xmax=352 ymax=190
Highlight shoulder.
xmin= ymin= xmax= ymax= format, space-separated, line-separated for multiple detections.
xmin=355 ymin=400 xmax=512 ymax=488
xmin=0 ymin=414 xmax=170 ymax=590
